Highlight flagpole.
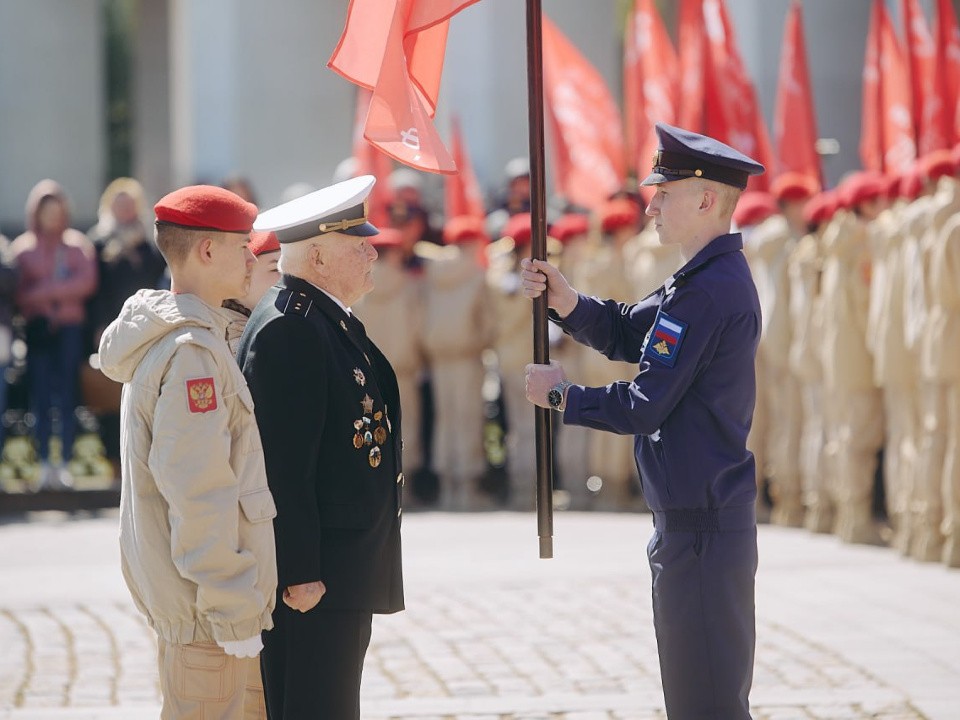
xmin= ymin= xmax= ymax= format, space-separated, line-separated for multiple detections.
xmin=525 ymin=0 xmax=554 ymax=560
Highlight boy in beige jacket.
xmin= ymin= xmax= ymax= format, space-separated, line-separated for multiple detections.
xmin=98 ymin=186 xmax=277 ymax=720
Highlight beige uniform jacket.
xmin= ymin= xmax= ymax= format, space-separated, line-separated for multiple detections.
xmin=421 ymin=251 xmax=494 ymax=361
xmin=751 ymin=215 xmax=795 ymax=371
xmin=99 ymin=290 xmax=277 ymax=644
xmin=921 ymin=179 xmax=960 ymax=382
xmin=356 ymin=262 xmax=425 ymax=376
xmin=787 ymin=231 xmax=824 ymax=384
xmin=819 ymin=211 xmax=876 ymax=392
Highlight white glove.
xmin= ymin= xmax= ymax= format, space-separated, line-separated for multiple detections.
xmin=217 ymin=635 xmax=263 ymax=658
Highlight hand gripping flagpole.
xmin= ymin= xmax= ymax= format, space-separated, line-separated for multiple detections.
xmin=525 ymin=0 xmax=554 ymax=559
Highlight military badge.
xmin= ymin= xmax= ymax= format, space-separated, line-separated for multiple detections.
xmin=340 ymin=320 xmax=348 ymax=332
xmin=645 ymin=311 xmax=688 ymax=368
xmin=185 ymin=377 xmax=218 ymax=413
xmin=361 ymin=394 xmax=374 ymax=414
xmin=353 ymin=368 xmax=366 ymax=387
xmin=368 ymin=446 xmax=382 ymax=468
xmin=353 ymin=432 xmax=364 ymax=449
xmin=374 ymin=426 xmax=387 ymax=445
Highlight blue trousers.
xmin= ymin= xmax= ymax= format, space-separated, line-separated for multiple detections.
xmin=27 ymin=322 xmax=83 ymax=462
xmin=647 ymin=510 xmax=758 ymax=719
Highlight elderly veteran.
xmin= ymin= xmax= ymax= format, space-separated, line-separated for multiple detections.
xmin=522 ymin=123 xmax=764 ymax=719
xmin=237 ymin=176 xmax=404 ymax=720
xmin=97 ymin=186 xmax=278 ymax=720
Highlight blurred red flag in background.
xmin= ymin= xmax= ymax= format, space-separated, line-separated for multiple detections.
xmin=934 ymin=0 xmax=960 ymax=145
xmin=901 ymin=0 xmax=949 ymax=155
xmin=773 ymin=0 xmax=822 ymax=189
xmin=542 ymin=15 xmax=626 ymax=210
xmin=624 ymin=0 xmax=679 ymax=180
xmin=329 ymin=0 xmax=481 ymax=174
xmin=445 ymin=116 xmax=486 ymax=221
xmin=351 ymin=89 xmax=394 ymax=227
xmin=861 ymin=0 xmax=917 ymax=173
xmin=677 ymin=0 xmax=707 ymax=133
xmin=700 ymin=0 xmax=774 ymax=190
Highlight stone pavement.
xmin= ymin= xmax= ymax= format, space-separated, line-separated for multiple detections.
xmin=0 ymin=510 xmax=957 ymax=720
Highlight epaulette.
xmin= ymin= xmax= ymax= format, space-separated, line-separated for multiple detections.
xmin=282 ymin=289 xmax=313 ymax=317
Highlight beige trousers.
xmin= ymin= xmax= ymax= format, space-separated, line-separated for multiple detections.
xmin=941 ymin=384 xmax=960 ymax=566
xmin=913 ymin=382 xmax=947 ymax=561
xmin=432 ymin=357 xmax=487 ymax=508
xmin=829 ymin=388 xmax=884 ymax=544
xmin=882 ymin=384 xmax=919 ymax=555
xmin=158 ymin=640 xmax=265 ymax=720
xmin=766 ymin=366 xmax=804 ymax=526
xmin=799 ymin=383 xmax=831 ymax=533
xmin=396 ymin=371 xmax=422 ymax=473
xmin=501 ymin=370 xmax=537 ymax=509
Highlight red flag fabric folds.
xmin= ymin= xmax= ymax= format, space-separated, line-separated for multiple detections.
xmin=861 ymin=0 xmax=917 ymax=173
xmin=329 ymin=0 xmax=481 ymax=174
xmin=624 ymin=0 xmax=679 ymax=178
xmin=773 ymin=0 xmax=822 ymax=189
xmin=542 ymin=15 xmax=626 ymax=210
xmin=444 ymin=116 xmax=486 ymax=221
xmin=351 ymin=89 xmax=394 ymax=228
xmin=902 ymin=0 xmax=949 ymax=154
xmin=935 ymin=0 xmax=960 ymax=145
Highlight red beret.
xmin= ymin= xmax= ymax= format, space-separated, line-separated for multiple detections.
xmin=248 ymin=230 xmax=280 ymax=256
xmin=550 ymin=214 xmax=590 ymax=243
xmin=598 ymin=198 xmax=641 ymax=234
xmin=770 ymin=172 xmax=820 ymax=202
xmin=803 ymin=191 xmax=838 ymax=227
xmin=837 ymin=171 xmax=887 ymax=209
xmin=898 ymin=166 xmax=925 ymax=200
xmin=502 ymin=213 xmax=532 ymax=247
xmin=155 ymin=185 xmax=258 ymax=233
xmin=733 ymin=192 xmax=779 ymax=228
xmin=370 ymin=227 xmax=403 ymax=248
xmin=919 ymin=149 xmax=956 ymax=182
xmin=443 ymin=216 xmax=489 ymax=245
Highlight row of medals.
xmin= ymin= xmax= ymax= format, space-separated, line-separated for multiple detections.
xmin=353 ymin=391 xmax=388 ymax=468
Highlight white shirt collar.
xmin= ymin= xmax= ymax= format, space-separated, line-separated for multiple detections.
xmin=308 ymin=282 xmax=351 ymax=316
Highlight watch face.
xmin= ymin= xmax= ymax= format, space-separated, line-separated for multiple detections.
xmin=548 ymin=388 xmax=562 ymax=408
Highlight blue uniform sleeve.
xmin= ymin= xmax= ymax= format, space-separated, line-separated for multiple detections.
xmin=563 ymin=284 xmax=728 ymax=436
xmin=552 ymin=292 xmax=661 ymax=364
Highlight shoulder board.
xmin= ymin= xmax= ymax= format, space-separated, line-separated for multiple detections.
xmin=282 ymin=290 xmax=313 ymax=317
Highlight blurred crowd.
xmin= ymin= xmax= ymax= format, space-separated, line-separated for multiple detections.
xmin=3 ymin=149 xmax=959 ymax=570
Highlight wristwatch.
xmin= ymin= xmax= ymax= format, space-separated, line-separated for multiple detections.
xmin=547 ymin=380 xmax=573 ymax=411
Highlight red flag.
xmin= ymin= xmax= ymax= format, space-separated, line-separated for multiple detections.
xmin=624 ymin=0 xmax=679 ymax=177
xmin=542 ymin=15 xmax=626 ymax=210
xmin=329 ymin=0 xmax=480 ymax=174
xmin=902 ymin=0 xmax=949 ymax=154
xmin=677 ymin=0 xmax=707 ymax=133
xmin=701 ymin=0 xmax=774 ymax=189
xmin=861 ymin=0 xmax=916 ymax=173
xmin=935 ymin=0 xmax=960 ymax=145
xmin=352 ymin=89 xmax=394 ymax=227
xmin=444 ymin=116 xmax=486 ymax=221
xmin=773 ymin=0 xmax=822 ymax=188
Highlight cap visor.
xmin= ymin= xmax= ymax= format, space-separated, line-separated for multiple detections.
xmin=640 ymin=172 xmax=668 ymax=187
xmin=341 ymin=222 xmax=380 ymax=237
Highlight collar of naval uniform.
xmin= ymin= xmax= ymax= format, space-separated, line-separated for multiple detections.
xmin=274 ymin=199 xmax=371 ymax=243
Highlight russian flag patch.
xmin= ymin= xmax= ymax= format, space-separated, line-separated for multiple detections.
xmin=646 ymin=311 xmax=688 ymax=367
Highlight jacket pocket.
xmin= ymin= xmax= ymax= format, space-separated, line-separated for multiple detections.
xmin=239 ymin=488 xmax=277 ymax=523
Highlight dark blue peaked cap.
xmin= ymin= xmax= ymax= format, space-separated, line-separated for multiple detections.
xmin=641 ymin=122 xmax=765 ymax=190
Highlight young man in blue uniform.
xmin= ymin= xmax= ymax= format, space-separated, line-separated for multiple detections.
xmin=237 ymin=176 xmax=404 ymax=720
xmin=522 ymin=123 xmax=764 ymax=719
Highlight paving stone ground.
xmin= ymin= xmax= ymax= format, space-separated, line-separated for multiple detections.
xmin=0 ymin=510 xmax=957 ymax=719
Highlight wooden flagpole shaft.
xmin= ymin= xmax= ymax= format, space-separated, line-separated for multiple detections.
xmin=525 ymin=0 xmax=554 ymax=560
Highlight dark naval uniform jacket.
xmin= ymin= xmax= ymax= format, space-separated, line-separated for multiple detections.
xmin=553 ymin=232 xmax=760 ymax=720
xmin=555 ymin=232 xmax=760 ymax=514
xmin=237 ymin=274 xmax=404 ymax=614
